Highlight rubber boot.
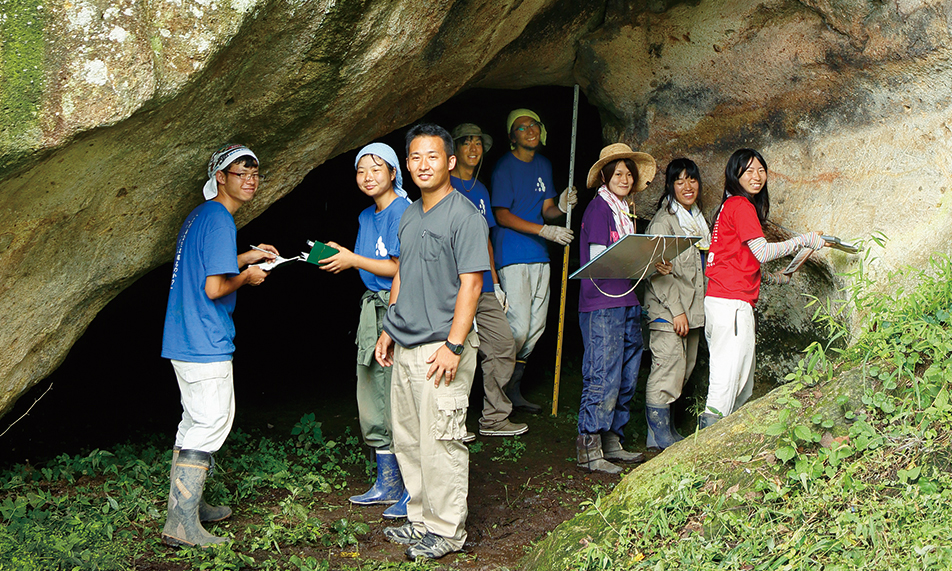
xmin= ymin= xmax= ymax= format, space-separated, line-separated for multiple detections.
xmin=171 ymin=449 xmax=232 ymax=522
xmin=349 ymin=449 xmax=404 ymax=505
xmin=698 ymin=412 xmax=721 ymax=429
xmin=382 ymin=489 xmax=410 ymax=519
xmin=576 ymin=434 xmax=622 ymax=474
xmin=505 ymin=360 xmax=542 ymax=413
xmin=602 ymin=432 xmax=645 ymax=463
xmin=645 ymin=405 xmax=682 ymax=450
xmin=162 ymin=449 xmax=230 ymax=547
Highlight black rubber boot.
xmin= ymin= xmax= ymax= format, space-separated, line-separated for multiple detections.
xmin=162 ymin=449 xmax=230 ymax=547
xmin=576 ymin=434 xmax=622 ymax=474
xmin=505 ymin=360 xmax=542 ymax=413
xmin=170 ymin=449 xmax=232 ymax=523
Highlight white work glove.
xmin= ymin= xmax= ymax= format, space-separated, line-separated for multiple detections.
xmin=493 ymin=283 xmax=509 ymax=313
xmin=558 ymin=186 xmax=579 ymax=214
xmin=799 ymin=231 xmax=826 ymax=250
xmin=539 ymin=224 xmax=574 ymax=245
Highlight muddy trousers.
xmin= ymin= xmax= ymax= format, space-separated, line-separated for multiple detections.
xmin=475 ymin=292 xmax=517 ymax=428
xmin=390 ymin=331 xmax=478 ymax=551
xmin=703 ymin=297 xmax=755 ymax=417
xmin=577 ymin=306 xmax=643 ymax=440
xmin=645 ymin=327 xmax=700 ymax=407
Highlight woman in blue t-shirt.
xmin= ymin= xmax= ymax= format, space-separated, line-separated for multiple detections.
xmin=576 ymin=143 xmax=669 ymax=474
xmin=319 ymin=143 xmax=411 ymax=517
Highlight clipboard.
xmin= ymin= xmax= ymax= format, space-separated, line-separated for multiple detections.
xmin=570 ymin=234 xmax=701 ymax=280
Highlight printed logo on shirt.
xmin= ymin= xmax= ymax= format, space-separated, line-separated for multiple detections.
xmin=476 ymin=198 xmax=487 ymax=216
xmin=707 ymin=217 xmax=720 ymax=268
xmin=534 ymin=177 xmax=546 ymax=194
xmin=375 ymin=236 xmax=389 ymax=257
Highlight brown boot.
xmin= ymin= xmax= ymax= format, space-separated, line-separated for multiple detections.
xmin=576 ymin=434 xmax=622 ymax=474
xmin=602 ymin=432 xmax=645 ymax=463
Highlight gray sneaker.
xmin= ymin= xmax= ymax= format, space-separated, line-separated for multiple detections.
xmin=383 ymin=522 xmax=426 ymax=545
xmin=463 ymin=432 xmax=476 ymax=443
xmin=479 ymin=419 xmax=529 ymax=437
xmin=405 ymin=532 xmax=457 ymax=560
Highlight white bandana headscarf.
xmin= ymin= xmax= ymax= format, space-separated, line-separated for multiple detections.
xmin=597 ymin=185 xmax=636 ymax=239
xmin=666 ymin=196 xmax=712 ymax=250
xmin=203 ymin=144 xmax=259 ymax=200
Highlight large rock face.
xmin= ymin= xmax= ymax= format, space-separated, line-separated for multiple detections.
xmin=0 ymin=0 xmax=949 ymax=419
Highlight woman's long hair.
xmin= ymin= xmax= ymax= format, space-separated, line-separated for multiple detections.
xmin=657 ymin=158 xmax=703 ymax=214
xmin=713 ymin=148 xmax=770 ymax=226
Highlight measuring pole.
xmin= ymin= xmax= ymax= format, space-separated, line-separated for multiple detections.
xmin=551 ymin=84 xmax=579 ymax=417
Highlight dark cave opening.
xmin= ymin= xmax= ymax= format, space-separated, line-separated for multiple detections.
xmin=1 ymin=85 xmax=615 ymax=467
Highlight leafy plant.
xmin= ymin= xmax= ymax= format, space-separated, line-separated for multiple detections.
xmin=490 ymin=436 xmax=526 ymax=462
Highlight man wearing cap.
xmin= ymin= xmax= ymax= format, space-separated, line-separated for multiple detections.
xmin=160 ymin=144 xmax=278 ymax=547
xmin=490 ymin=109 xmax=577 ymax=413
xmin=449 ymin=123 xmax=527 ymax=438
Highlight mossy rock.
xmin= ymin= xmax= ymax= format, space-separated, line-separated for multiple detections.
xmin=521 ymin=366 xmax=868 ymax=570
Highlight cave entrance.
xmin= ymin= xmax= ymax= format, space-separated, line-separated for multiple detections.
xmin=2 ymin=86 xmax=607 ymax=466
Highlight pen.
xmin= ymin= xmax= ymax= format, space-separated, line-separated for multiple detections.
xmin=250 ymin=245 xmax=277 ymax=258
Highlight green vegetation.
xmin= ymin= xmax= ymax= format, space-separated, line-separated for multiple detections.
xmin=0 ymin=419 xmax=444 ymax=570
xmin=0 ymin=0 xmax=46 ymax=152
xmin=555 ymin=240 xmax=952 ymax=570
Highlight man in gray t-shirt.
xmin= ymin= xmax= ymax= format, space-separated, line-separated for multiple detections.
xmin=375 ymin=124 xmax=489 ymax=560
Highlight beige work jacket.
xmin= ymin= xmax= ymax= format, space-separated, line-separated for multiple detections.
xmin=643 ymin=207 xmax=706 ymax=330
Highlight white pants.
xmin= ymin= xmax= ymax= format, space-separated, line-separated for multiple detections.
xmin=703 ymin=297 xmax=755 ymax=417
xmin=172 ymin=360 xmax=236 ymax=453
xmin=498 ymin=262 xmax=551 ymax=360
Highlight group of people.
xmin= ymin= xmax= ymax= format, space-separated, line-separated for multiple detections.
xmin=157 ymin=108 xmax=826 ymax=559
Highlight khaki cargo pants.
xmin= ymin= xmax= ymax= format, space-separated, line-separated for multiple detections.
xmin=390 ymin=330 xmax=478 ymax=549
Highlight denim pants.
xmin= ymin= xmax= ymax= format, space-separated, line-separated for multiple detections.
xmin=578 ymin=305 xmax=643 ymax=440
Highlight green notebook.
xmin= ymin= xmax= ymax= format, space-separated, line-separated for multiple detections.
xmin=306 ymin=240 xmax=339 ymax=265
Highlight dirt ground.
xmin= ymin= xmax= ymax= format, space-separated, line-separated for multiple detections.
xmin=129 ymin=368 xmax=667 ymax=570
xmin=322 ymin=409 xmax=656 ymax=570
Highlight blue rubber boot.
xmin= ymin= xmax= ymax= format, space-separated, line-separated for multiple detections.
xmin=382 ymin=488 xmax=410 ymax=519
xmin=645 ymin=405 xmax=681 ymax=450
xmin=698 ymin=412 xmax=721 ymax=429
xmin=349 ymin=449 xmax=404 ymax=505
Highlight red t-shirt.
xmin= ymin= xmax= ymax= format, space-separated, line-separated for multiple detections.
xmin=705 ymin=196 xmax=764 ymax=305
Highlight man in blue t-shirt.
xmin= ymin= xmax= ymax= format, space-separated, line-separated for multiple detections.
xmin=490 ymin=109 xmax=577 ymax=413
xmin=450 ymin=123 xmax=527 ymax=438
xmin=160 ymin=144 xmax=278 ymax=547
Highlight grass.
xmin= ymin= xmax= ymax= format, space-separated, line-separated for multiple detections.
xmin=544 ymin=240 xmax=952 ymax=570
xmin=0 ymin=419 xmax=419 ymax=570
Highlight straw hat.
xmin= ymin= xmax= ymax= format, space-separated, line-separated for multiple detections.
xmin=586 ymin=143 xmax=656 ymax=191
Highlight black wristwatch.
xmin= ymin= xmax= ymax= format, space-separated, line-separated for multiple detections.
xmin=444 ymin=340 xmax=464 ymax=355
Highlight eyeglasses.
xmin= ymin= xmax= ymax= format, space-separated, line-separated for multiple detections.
xmin=225 ymin=171 xmax=264 ymax=182
xmin=515 ymin=121 xmax=542 ymax=132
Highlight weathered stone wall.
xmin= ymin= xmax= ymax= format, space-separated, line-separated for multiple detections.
xmin=2 ymin=0 xmax=951 ymax=420
xmin=0 ymin=0 xmax=604 ymax=418
xmin=575 ymin=0 xmax=952 ymax=375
